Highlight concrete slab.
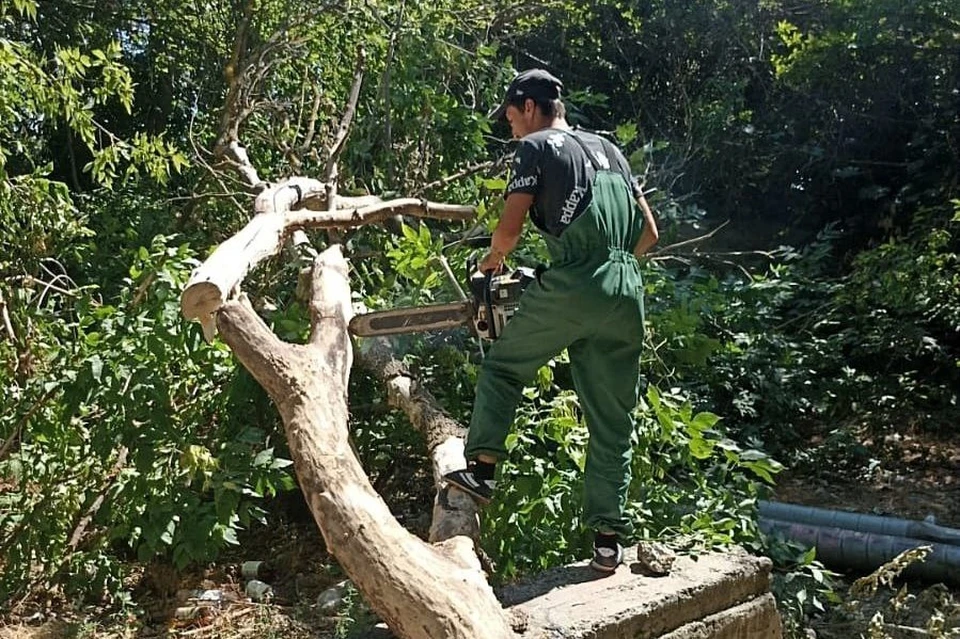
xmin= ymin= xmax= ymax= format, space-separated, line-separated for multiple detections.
xmin=361 ymin=547 xmax=782 ymax=638
xmin=498 ymin=546 xmax=780 ymax=638
xmin=659 ymin=593 xmax=782 ymax=639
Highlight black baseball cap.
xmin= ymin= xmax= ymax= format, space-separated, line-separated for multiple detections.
xmin=488 ymin=68 xmax=564 ymax=121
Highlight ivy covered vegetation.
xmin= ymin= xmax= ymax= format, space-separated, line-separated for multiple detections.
xmin=1 ymin=0 xmax=958 ymax=636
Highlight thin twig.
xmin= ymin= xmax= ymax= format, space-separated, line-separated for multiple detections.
xmin=695 ymin=249 xmax=776 ymax=259
xmin=0 ymin=288 xmax=15 ymax=342
xmin=131 ymin=271 xmax=158 ymax=308
xmin=649 ymin=220 xmax=730 ymax=255
xmin=12 ymin=274 xmax=80 ymax=302
xmin=414 ymin=159 xmax=502 ymax=196
xmin=217 ymin=0 xmax=254 ymax=142
xmin=774 ymin=301 xmax=835 ymax=331
xmin=298 ymin=85 xmax=323 ymax=157
xmin=67 ymin=446 xmax=129 ymax=552
xmin=379 ymin=1 xmax=405 ymax=187
xmin=165 ymin=191 xmax=248 ymax=204
xmin=0 ymin=386 xmax=58 ymax=462
xmin=325 ymin=45 xmax=367 ymax=184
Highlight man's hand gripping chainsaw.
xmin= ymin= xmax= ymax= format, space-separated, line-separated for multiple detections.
xmin=348 ymin=256 xmax=537 ymax=340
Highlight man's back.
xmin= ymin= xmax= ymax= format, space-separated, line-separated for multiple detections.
xmin=509 ymin=128 xmax=639 ymax=240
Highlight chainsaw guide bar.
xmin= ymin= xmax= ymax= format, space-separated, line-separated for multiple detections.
xmin=348 ymin=301 xmax=474 ymax=337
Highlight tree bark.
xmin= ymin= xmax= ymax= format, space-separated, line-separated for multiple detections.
xmin=215 ymin=246 xmax=517 ymax=639
xmin=358 ymin=338 xmax=480 ymax=543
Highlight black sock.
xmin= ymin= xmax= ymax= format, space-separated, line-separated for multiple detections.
xmin=470 ymin=460 xmax=496 ymax=481
xmin=595 ymin=532 xmax=618 ymax=550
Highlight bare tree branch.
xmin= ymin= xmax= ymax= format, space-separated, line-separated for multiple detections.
xmin=379 ymin=2 xmax=405 ymax=187
xmin=649 ymin=220 xmax=730 ymax=255
xmin=217 ymin=0 xmax=254 ymax=148
xmin=0 ymin=288 xmax=15 ymax=343
xmin=288 ymin=198 xmax=475 ymax=230
xmin=325 ymin=46 xmax=367 ymax=186
xmin=181 ymin=181 xmax=474 ymax=332
xmin=67 ymin=447 xmax=129 ymax=552
xmin=357 ymin=339 xmax=480 ymax=543
xmin=212 ymin=248 xmax=518 ymax=639
xmin=298 ymin=85 xmax=324 ymax=157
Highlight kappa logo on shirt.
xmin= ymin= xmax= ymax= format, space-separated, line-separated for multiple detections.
xmin=560 ymin=185 xmax=587 ymax=224
xmin=593 ymin=150 xmax=611 ymax=169
xmin=509 ymin=174 xmax=538 ymax=191
xmin=547 ymin=133 xmax=566 ymax=153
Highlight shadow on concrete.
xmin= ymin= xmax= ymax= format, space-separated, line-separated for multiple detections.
xmin=496 ymin=563 xmax=612 ymax=607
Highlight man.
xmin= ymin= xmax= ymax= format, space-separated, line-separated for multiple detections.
xmin=444 ymin=69 xmax=659 ymax=572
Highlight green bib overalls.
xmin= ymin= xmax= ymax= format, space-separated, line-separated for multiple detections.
xmin=466 ymin=160 xmax=646 ymax=538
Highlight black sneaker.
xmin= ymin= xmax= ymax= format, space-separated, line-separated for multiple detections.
xmin=443 ymin=468 xmax=495 ymax=505
xmin=590 ymin=542 xmax=623 ymax=573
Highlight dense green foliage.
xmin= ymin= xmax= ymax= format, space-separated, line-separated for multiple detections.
xmin=1 ymin=0 xmax=957 ymax=635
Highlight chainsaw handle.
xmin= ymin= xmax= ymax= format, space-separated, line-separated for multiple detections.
xmin=483 ymin=270 xmax=497 ymax=340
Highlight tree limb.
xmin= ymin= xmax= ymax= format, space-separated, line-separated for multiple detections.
xmin=357 ymin=338 xmax=480 ymax=543
xmin=181 ymin=183 xmax=474 ymax=332
xmin=287 ymin=198 xmax=475 ymax=230
xmin=379 ymin=2 xmax=405 ymax=188
xmin=325 ymin=46 xmax=367 ymax=185
xmin=67 ymin=446 xmax=129 ymax=552
xmin=213 ymin=246 xmax=517 ymax=639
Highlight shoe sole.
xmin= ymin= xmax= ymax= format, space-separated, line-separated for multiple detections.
xmin=589 ymin=559 xmax=619 ymax=573
xmin=444 ymin=477 xmax=492 ymax=505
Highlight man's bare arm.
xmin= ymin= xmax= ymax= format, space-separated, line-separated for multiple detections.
xmin=633 ymin=194 xmax=659 ymax=258
xmin=480 ymin=193 xmax=534 ymax=272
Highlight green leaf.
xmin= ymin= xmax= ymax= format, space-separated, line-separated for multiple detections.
xmin=615 ymin=122 xmax=638 ymax=145
xmin=221 ymin=526 xmax=239 ymax=546
xmin=688 ymin=436 xmax=715 ymax=459
xmin=690 ymin=412 xmax=721 ymax=430
xmin=89 ymin=354 xmax=103 ymax=381
xmin=160 ymin=518 xmax=177 ymax=545
xmin=253 ymin=448 xmax=274 ymax=467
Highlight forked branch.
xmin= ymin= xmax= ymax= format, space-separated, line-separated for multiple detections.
xmin=180 ymin=180 xmax=474 ymax=335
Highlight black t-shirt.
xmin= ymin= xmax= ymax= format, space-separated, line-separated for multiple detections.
xmin=506 ymin=128 xmax=641 ymax=237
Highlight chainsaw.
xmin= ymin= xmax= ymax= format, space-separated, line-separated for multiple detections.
xmin=349 ymin=255 xmax=537 ymax=340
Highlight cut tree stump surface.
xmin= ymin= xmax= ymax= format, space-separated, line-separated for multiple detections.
xmin=498 ymin=547 xmax=780 ymax=638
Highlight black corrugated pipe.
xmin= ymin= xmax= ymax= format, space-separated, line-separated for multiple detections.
xmin=759 ymin=518 xmax=960 ymax=585
xmin=758 ymin=501 xmax=960 ymax=546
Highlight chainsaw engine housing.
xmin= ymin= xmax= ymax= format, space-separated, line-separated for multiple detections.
xmin=469 ymin=267 xmax=537 ymax=340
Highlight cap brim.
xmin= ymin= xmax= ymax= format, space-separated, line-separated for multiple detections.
xmin=487 ymin=101 xmax=508 ymax=121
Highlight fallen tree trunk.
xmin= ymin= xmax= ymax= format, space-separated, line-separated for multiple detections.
xmin=185 ymin=29 xmax=516 ymax=634
xmin=357 ymin=338 xmax=480 ymax=543
xmin=215 ymin=246 xmax=517 ymax=639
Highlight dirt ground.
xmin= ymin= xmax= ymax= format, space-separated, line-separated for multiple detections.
xmin=774 ymin=428 xmax=960 ymax=527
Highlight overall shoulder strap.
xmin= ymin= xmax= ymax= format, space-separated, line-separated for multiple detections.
xmin=565 ymin=129 xmax=603 ymax=172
